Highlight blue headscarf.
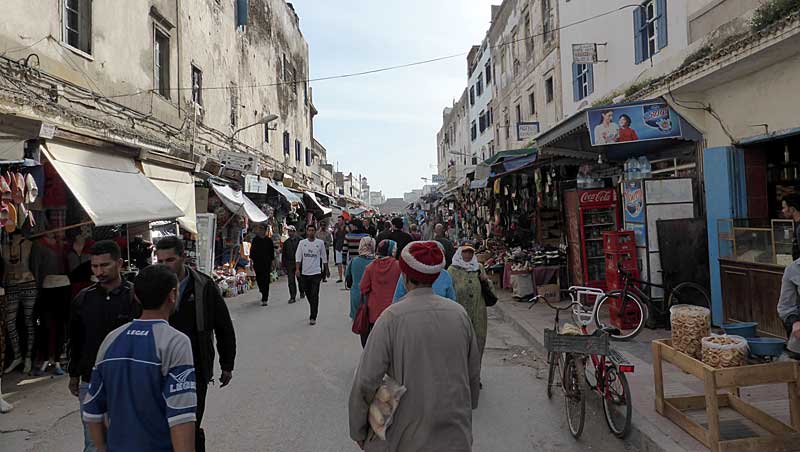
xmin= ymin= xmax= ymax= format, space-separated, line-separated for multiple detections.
xmin=377 ymin=239 xmax=398 ymax=258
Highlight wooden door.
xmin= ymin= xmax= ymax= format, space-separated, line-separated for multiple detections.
xmin=720 ymin=263 xmax=750 ymax=323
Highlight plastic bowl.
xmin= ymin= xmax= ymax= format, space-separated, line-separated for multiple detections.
xmin=747 ymin=337 xmax=786 ymax=357
xmin=721 ymin=322 xmax=758 ymax=338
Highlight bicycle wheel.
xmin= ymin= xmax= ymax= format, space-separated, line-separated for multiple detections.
xmin=668 ymin=282 xmax=711 ymax=310
xmin=546 ymin=352 xmax=558 ymax=399
xmin=602 ymin=365 xmax=632 ymax=438
xmin=563 ymin=354 xmax=586 ymax=438
xmin=594 ymin=291 xmax=647 ymax=340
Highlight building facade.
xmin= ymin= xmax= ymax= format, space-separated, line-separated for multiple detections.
xmin=0 ymin=0 xmax=318 ymax=186
xmin=436 ymin=89 xmax=470 ymax=185
xmin=467 ymin=39 xmax=494 ymax=163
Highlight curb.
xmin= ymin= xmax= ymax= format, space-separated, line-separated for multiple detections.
xmin=492 ymin=298 xmax=688 ymax=452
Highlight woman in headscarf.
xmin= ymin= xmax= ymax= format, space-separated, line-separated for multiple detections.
xmin=448 ymin=241 xmax=491 ymax=382
xmin=358 ymin=240 xmax=401 ymax=347
xmin=346 ymin=236 xmax=376 ymax=335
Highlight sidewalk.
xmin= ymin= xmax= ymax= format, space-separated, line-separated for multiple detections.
xmin=493 ymin=291 xmax=796 ymax=452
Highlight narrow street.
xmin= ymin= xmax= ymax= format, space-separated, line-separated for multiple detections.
xmin=3 ymin=277 xmax=629 ymax=452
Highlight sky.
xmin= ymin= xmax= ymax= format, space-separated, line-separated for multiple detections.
xmin=291 ymin=1 xmax=496 ymax=199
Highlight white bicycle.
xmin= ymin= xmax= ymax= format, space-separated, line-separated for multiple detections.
xmin=565 ymin=286 xmax=648 ymax=341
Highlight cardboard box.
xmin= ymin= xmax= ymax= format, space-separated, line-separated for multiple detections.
xmin=538 ymin=283 xmax=560 ymax=301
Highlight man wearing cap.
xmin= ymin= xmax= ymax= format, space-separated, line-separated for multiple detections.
xmin=282 ymin=226 xmax=303 ymax=304
xmin=349 ymin=241 xmax=481 ymax=451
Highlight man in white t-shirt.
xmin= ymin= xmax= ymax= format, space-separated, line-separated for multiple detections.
xmin=295 ymin=224 xmax=329 ymax=325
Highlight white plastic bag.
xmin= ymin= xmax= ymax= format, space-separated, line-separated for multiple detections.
xmin=368 ymin=376 xmax=407 ymax=441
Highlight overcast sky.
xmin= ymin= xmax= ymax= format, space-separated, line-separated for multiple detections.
xmin=291 ymin=1 xmax=496 ymax=198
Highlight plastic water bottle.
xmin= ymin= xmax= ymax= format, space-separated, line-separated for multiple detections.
xmin=638 ymin=156 xmax=651 ymax=179
xmin=629 ymin=158 xmax=641 ymax=179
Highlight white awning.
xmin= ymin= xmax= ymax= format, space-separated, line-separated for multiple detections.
xmin=267 ymin=180 xmax=302 ymax=204
xmin=304 ymin=192 xmax=332 ymax=216
xmin=42 ymin=142 xmax=183 ymax=226
xmin=142 ymin=162 xmax=197 ymax=234
xmin=210 ymin=182 xmax=268 ymax=223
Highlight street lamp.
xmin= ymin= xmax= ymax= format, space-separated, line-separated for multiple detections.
xmin=231 ymin=113 xmax=278 ymax=140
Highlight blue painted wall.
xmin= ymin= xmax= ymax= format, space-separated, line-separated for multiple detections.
xmin=704 ymin=146 xmax=748 ymax=325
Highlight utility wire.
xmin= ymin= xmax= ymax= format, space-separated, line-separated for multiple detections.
xmin=103 ymin=3 xmax=641 ymax=99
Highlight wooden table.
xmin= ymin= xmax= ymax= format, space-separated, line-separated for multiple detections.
xmin=652 ymin=339 xmax=800 ymax=452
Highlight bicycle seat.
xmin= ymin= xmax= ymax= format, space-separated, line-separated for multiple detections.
xmin=593 ymin=326 xmax=621 ymax=337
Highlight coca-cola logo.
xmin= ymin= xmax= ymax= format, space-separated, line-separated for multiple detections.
xmin=580 ymin=190 xmax=613 ymax=205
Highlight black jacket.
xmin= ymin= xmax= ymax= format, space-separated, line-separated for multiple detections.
xmin=170 ymin=266 xmax=236 ymax=384
xmin=282 ymin=235 xmax=302 ymax=265
xmin=250 ymin=236 xmax=275 ymax=271
xmin=68 ymin=281 xmax=140 ymax=382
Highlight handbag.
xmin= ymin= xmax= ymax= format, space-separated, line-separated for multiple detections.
xmin=481 ymin=278 xmax=498 ymax=307
xmin=352 ymin=296 xmax=370 ymax=335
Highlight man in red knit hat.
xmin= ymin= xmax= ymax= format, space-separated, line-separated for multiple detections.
xmin=348 ymin=241 xmax=481 ymax=451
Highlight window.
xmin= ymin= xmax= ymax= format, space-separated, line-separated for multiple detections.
xmin=282 ymin=54 xmax=287 ymax=81
xmin=229 ymin=82 xmax=238 ymax=128
xmin=154 ymin=29 xmax=170 ymax=98
xmin=479 ymin=110 xmax=486 ymax=133
xmin=283 ymin=131 xmax=290 ymax=155
xmin=469 ymin=86 xmax=475 ymax=106
xmin=485 ymin=60 xmax=492 ymax=84
xmin=305 ymin=147 xmax=311 ymax=166
xmin=489 ymin=107 xmax=494 ymax=126
xmin=529 ymin=91 xmax=536 ymax=115
xmin=264 ymin=124 xmax=270 ymax=143
xmin=191 ymin=65 xmax=203 ymax=106
xmin=295 ymin=140 xmax=302 ymax=162
xmin=304 ymin=81 xmax=308 ymax=105
xmin=476 ymin=74 xmax=483 ymax=97
xmin=634 ymin=0 xmax=667 ymax=64
xmin=63 ymin=0 xmax=92 ymax=54
xmin=470 ymin=121 xmax=477 ymax=141
xmin=572 ymin=63 xmax=594 ymax=101
xmin=542 ymin=0 xmax=554 ymax=42
xmin=545 ymin=77 xmax=554 ymax=103
xmin=501 ymin=49 xmax=507 ymax=74
xmin=504 ymin=113 xmax=510 ymax=139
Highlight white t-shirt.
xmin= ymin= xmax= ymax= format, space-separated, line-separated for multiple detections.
xmin=295 ymin=238 xmax=327 ymax=276
xmin=594 ymin=122 xmax=620 ymax=144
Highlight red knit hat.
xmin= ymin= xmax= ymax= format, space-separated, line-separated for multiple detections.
xmin=399 ymin=241 xmax=445 ymax=284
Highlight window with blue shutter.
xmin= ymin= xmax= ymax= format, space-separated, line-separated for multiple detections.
xmin=572 ymin=63 xmax=580 ymax=101
xmin=656 ymin=0 xmax=668 ymax=50
xmin=283 ymin=131 xmax=290 ymax=155
xmin=634 ymin=0 xmax=667 ymax=64
xmin=305 ymin=148 xmax=311 ymax=166
xmin=236 ymin=0 xmax=249 ymax=28
xmin=295 ymin=140 xmax=301 ymax=161
xmin=572 ymin=64 xmax=593 ymax=101
xmin=586 ymin=64 xmax=594 ymax=96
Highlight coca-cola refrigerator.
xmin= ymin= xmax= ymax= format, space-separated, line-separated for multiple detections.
xmin=564 ymin=188 xmax=620 ymax=289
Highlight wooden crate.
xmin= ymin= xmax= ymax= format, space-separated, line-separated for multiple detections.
xmin=652 ymin=339 xmax=800 ymax=452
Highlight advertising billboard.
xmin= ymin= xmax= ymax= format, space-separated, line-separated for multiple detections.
xmin=587 ymin=101 xmax=682 ymax=146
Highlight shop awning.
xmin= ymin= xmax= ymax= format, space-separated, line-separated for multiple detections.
xmin=304 ymin=192 xmax=332 ymax=216
xmin=490 ymin=152 xmax=538 ymax=178
xmin=267 ymin=180 xmax=303 ymax=204
xmin=483 ymin=148 xmax=537 ymax=166
xmin=210 ymin=182 xmax=268 ymax=223
xmin=42 ymin=142 xmax=183 ymax=226
xmin=142 ymin=162 xmax=197 ymax=234
xmin=470 ymin=179 xmax=488 ymax=189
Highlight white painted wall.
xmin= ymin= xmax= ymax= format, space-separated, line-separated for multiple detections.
xmin=557 ymin=0 xmax=690 ymax=117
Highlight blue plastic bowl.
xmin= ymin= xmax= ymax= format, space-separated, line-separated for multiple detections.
xmin=747 ymin=337 xmax=786 ymax=357
xmin=721 ymin=322 xmax=758 ymax=338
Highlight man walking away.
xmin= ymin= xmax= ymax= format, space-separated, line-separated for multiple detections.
xmin=282 ymin=226 xmax=303 ymax=303
xmin=83 ymin=265 xmax=196 ymax=452
xmin=249 ymin=224 xmax=275 ymax=306
xmin=349 ymin=241 xmax=480 ymax=451
xmin=333 ymin=217 xmax=347 ymax=283
xmin=69 ymin=240 xmax=140 ymax=452
xmin=344 ymin=220 xmax=370 ymax=266
xmin=363 ymin=218 xmax=378 ymax=238
xmin=155 ymin=236 xmax=236 ymax=452
xmin=434 ymin=223 xmax=456 ymax=269
xmin=387 ymin=217 xmax=414 ymax=257
xmin=316 ymin=222 xmax=333 ymax=282
xmin=295 ymin=224 xmax=329 ymax=325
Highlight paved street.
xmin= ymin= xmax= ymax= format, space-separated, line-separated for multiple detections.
xmin=2 ymin=277 xmax=629 ymax=451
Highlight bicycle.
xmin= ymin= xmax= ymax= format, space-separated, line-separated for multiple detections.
xmin=534 ymin=294 xmax=635 ymax=439
xmin=594 ymin=266 xmax=711 ymax=335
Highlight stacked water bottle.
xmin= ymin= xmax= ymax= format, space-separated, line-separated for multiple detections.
xmin=624 ymin=156 xmax=651 ymax=180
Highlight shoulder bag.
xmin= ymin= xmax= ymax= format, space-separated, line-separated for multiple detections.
xmin=480 ymin=277 xmax=498 ymax=307
xmin=352 ymin=295 xmax=370 ymax=335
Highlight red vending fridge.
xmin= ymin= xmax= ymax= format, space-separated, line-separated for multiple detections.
xmin=564 ymin=188 xmax=621 ymax=290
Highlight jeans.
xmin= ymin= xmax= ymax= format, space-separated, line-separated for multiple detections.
xmin=301 ymin=274 xmax=322 ymax=320
xmin=79 ymin=382 xmax=98 ymax=452
xmin=285 ymin=265 xmax=303 ymax=300
xmin=195 ymin=380 xmax=208 ymax=452
xmin=254 ymin=266 xmax=271 ymax=301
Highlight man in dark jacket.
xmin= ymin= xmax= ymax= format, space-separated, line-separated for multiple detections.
xmin=68 ymin=240 xmax=141 ymax=452
xmin=249 ymin=224 xmax=275 ymax=306
xmin=434 ymin=223 xmax=456 ymax=269
xmin=155 ymin=236 xmax=237 ymax=452
xmin=386 ymin=217 xmax=414 ymax=256
xmin=282 ymin=226 xmax=303 ymax=303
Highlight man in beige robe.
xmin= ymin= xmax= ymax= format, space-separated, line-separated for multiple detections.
xmin=349 ymin=241 xmax=481 ymax=451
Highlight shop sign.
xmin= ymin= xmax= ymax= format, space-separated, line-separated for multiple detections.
xmin=39 ymin=123 xmax=57 ymax=139
xmin=244 ymin=174 xmax=269 ymax=194
xmin=587 ymin=101 xmax=683 ymax=146
xmin=431 ymin=174 xmax=445 ymax=183
xmin=623 ymin=181 xmax=644 ymax=223
xmin=517 ymin=122 xmax=540 ymax=141
xmin=572 ymin=43 xmax=598 ymax=65
xmin=579 ymin=188 xmax=616 ymax=208
xmin=220 ymin=149 xmax=259 ymax=173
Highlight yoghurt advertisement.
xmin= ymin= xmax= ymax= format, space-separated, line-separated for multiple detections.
xmin=587 ymin=101 xmax=683 ymax=146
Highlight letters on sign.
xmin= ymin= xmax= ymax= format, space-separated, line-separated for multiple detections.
xmin=579 ymin=189 xmax=616 ymax=207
